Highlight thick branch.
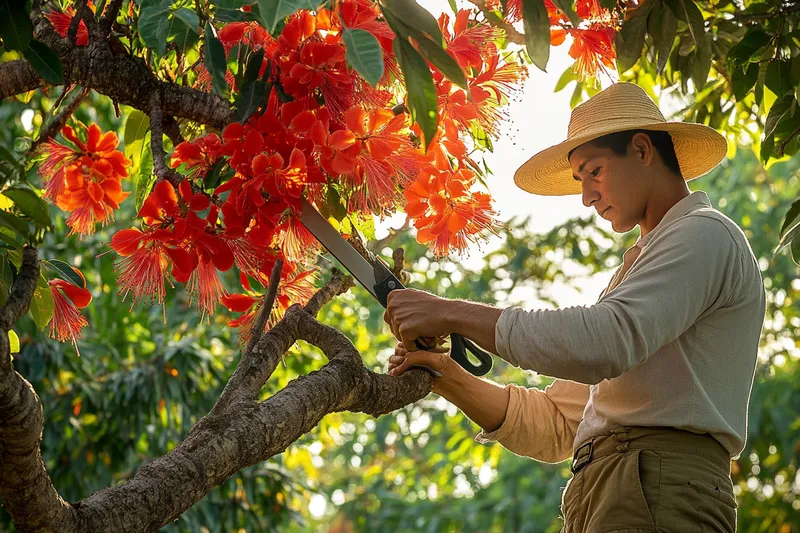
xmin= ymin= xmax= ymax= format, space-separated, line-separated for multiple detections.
xmin=1 ymin=18 xmax=233 ymax=130
xmin=72 ymin=298 xmax=432 ymax=533
xmin=215 ymin=268 xmax=355 ymax=410
xmin=0 ymin=247 xmax=78 ymax=532
xmin=0 ymin=247 xmax=40 ymax=333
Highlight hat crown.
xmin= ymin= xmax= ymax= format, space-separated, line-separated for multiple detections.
xmin=567 ymin=83 xmax=667 ymax=139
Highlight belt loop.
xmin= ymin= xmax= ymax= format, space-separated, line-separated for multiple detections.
xmin=571 ymin=438 xmax=594 ymax=474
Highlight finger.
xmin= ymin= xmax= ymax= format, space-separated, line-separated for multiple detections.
xmin=389 ymin=355 xmax=405 ymax=364
xmin=394 ymin=350 xmax=444 ymax=376
xmin=383 ymin=309 xmax=390 ymax=325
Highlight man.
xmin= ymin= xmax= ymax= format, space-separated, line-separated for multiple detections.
xmin=384 ymin=83 xmax=765 ymax=532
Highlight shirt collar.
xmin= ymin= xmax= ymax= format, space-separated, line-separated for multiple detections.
xmin=637 ymin=190 xmax=712 ymax=248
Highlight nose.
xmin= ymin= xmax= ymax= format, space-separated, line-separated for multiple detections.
xmin=581 ymin=180 xmax=599 ymax=208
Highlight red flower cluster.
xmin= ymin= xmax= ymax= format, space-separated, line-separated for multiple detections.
xmin=490 ymin=0 xmax=617 ymax=81
xmin=38 ymin=123 xmax=130 ymax=235
xmin=110 ymin=3 xmax=518 ymax=333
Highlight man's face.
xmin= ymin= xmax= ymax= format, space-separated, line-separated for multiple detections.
xmin=568 ymin=138 xmax=649 ymax=233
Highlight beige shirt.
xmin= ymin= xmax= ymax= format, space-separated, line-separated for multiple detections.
xmin=475 ymin=191 xmax=765 ymax=462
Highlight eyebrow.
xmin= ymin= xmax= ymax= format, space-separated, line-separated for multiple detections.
xmin=572 ymin=158 xmax=595 ymax=181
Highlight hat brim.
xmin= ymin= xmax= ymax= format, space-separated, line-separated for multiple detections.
xmin=513 ymin=122 xmax=728 ymax=196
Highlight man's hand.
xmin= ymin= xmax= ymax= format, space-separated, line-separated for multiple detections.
xmin=383 ymin=288 xmax=454 ymax=349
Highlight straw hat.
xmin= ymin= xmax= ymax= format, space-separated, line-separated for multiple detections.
xmin=513 ymin=82 xmax=728 ymax=196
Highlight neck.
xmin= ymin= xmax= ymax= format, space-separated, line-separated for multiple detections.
xmin=638 ymin=176 xmax=691 ymax=237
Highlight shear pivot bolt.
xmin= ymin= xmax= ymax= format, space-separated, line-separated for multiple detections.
xmin=388 ymin=281 xmax=396 ymax=289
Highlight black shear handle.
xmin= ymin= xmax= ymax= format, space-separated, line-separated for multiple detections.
xmin=376 ymin=269 xmax=494 ymax=377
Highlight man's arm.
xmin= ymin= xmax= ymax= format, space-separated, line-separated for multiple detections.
xmin=464 ymin=216 xmax=742 ymax=384
xmin=443 ymin=300 xmax=503 ymax=355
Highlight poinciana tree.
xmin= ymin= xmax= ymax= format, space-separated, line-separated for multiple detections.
xmin=0 ymin=0 xmax=798 ymax=531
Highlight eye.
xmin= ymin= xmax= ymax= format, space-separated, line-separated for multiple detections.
xmin=590 ymin=167 xmax=601 ymax=177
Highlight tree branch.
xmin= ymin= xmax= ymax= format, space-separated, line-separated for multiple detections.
xmin=30 ymin=87 xmax=90 ymax=152
xmin=0 ymin=247 xmax=79 ymax=532
xmin=243 ymin=257 xmax=284 ymax=354
xmin=148 ymin=93 xmax=183 ymax=186
xmin=99 ymin=0 xmax=124 ymax=37
xmin=1 ymin=18 xmax=233 ymax=130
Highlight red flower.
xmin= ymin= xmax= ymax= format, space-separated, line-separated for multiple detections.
xmin=404 ymin=168 xmax=499 ymax=257
xmin=48 ymin=268 xmax=92 ymax=353
xmin=223 ymin=260 xmax=318 ymax=344
xmin=45 ymin=7 xmax=88 ymax=46
xmin=170 ymin=134 xmax=222 ymax=179
xmin=39 ymin=122 xmax=131 ymax=235
xmin=568 ymin=27 xmax=616 ymax=81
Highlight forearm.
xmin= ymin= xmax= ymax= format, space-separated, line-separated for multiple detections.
xmin=445 ymin=299 xmax=503 ymax=355
xmin=434 ymin=362 xmax=510 ymax=433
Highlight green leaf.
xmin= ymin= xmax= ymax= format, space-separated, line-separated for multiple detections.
xmin=243 ymin=48 xmax=266 ymax=84
xmin=380 ymin=5 xmax=466 ymax=89
xmin=139 ymin=3 xmax=173 ymax=56
xmin=8 ymin=330 xmax=19 ymax=354
xmin=255 ymin=0 xmax=320 ymax=34
xmin=550 ymin=0 xmax=579 ymax=26
xmin=343 ymin=28 xmax=385 ymax=87
xmin=135 ymin=136 xmax=156 ymax=212
xmin=732 ymin=63 xmax=759 ymax=101
xmin=204 ymin=22 xmax=229 ymax=97
xmin=691 ymin=34 xmax=712 ymax=90
xmin=29 ymin=274 xmax=54 ymax=332
xmin=351 ymin=214 xmax=376 ymax=240
xmin=764 ymin=95 xmax=793 ymax=139
xmin=779 ymin=198 xmax=800 ymax=241
xmin=203 ymin=158 xmax=228 ymax=190
xmin=325 ymin=186 xmax=348 ymax=222
xmin=791 ymin=237 xmax=800 ymax=266
xmin=23 ymin=40 xmax=64 ymax=85
xmin=0 ymin=211 xmax=31 ymax=240
xmin=766 ymin=60 xmax=792 ymax=98
xmin=381 ymin=0 xmax=445 ymax=46
xmin=0 ymin=0 xmax=33 ymax=51
xmin=169 ymin=8 xmax=200 ymax=53
xmin=123 ymin=109 xmax=151 ymax=175
xmin=521 ymin=0 xmax=550 ymax=72
xmin=554 ymin=66 xmax=577 ymax=92
xmin=46 ymin=259 xmax=85 ymax=287
xmin=234 ymin=80 xmax=267 ymax=123
xmin=615 ymin=0 xmax=653 ymax=73
xmin=648 ymin=0 xmax=677 ymax=74
xmin=727 ymin=28 xmax=770 ymax=65
xmin=2 ymin=188 xmax=51 ymax=228
xmin=393 ymin=36 xmax=437 ymax=151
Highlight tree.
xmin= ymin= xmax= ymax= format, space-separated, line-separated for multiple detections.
xmin=0 ymin=0 xmax=798 ymax=532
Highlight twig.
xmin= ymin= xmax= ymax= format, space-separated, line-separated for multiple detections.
xmin=243 ymin=258 xmax=284 ymax=354
xmin=777 ymin=125 xmax=800 ymax=157
xmin=163 ymin=115 xmax=185 ymax=146
xmin=467 ymin=0 xmax=525 ymax=46
xmin=148 ymin=92 xmax=183 ymax=186
xmin=30 ymin=87 xmax=90 ymax=152
xmin=99 ymin=0 xmax=124 ymax=36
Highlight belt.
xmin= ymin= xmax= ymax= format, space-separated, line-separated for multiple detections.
xmin=570 ymin=426 xmax=731 ymax=475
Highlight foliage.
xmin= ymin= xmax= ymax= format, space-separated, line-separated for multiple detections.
xmin=0 ymin=0 xmax=799 ymax=531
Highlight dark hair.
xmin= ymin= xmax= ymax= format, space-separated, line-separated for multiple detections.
xmin=568 ymin=129 xmax=682 ymax=177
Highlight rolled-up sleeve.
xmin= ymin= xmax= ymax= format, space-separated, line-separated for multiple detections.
xmin=474 ymin=379 xmax=590 ymax=463
xmin=494 ymin=215 xmax=742 ymax=384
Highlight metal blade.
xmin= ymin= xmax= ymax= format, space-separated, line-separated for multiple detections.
xmin=299 ymin=197 xmax=380 ymax=301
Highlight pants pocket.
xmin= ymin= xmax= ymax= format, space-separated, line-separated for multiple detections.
xmin=638 ymin=450 xmax=662 ymax=526
xmin=687 ymin=478 xmax=738 ymax=510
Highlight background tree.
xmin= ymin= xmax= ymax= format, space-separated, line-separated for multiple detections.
xmin=0 ymin=0 xmax=798 ymax=532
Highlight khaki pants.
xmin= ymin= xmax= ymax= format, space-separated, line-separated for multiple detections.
xmin=560 ymin=426 xmax=738 ymax=533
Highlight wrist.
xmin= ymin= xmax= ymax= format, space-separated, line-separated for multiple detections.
xmin=442 ymin=299 xmax=466 ymax=335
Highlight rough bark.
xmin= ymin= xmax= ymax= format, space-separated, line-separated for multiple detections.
xmin=0 ymin=255 xmax=435 ymax=533
xmin=0 ymin=15 xmax=233 ymax=130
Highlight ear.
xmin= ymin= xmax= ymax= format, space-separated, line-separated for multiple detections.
xmin=630 ymin=132 xmax=655 ymax=166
